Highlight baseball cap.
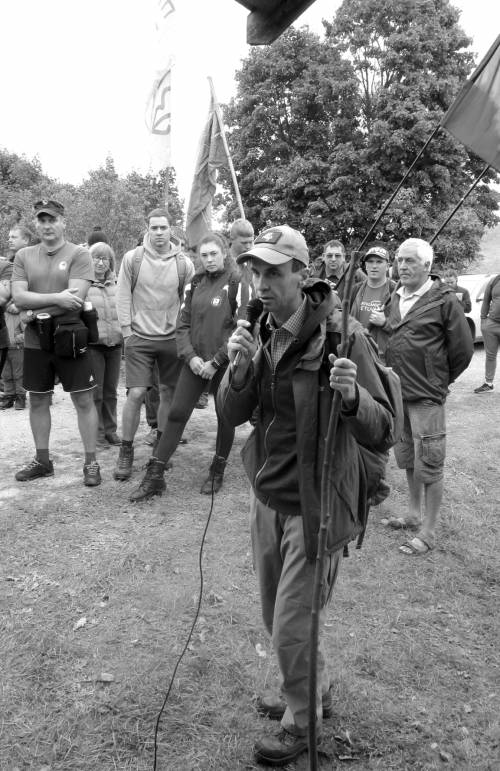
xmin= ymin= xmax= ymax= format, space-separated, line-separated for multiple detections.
xmin=34 ymin=199 xmax=65 ymax=218
xmin=236 ymin=225 xmax=309 ymax=267
xmin=364 ymin=245 xmax=390 ymax=261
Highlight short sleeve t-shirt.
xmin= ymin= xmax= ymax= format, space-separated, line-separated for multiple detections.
xmin=357 ymin=284 xmax=387 ymax=328
xmin=12 ymin=241 xmax=94 ymax=349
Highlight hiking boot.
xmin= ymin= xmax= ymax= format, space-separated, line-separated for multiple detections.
xmin=256 ymin=688 xmax=333 ymax=721
xmin=143 ymin=428 xmax=157 ymax=445
xmin=15 ymin=457 xmax=54 ymax=481
xmin=195 ymin=392 xmax=209 ymax=409
xmin=474 ymin=382 xmax=494 ymax=393
xmin=129 ymin=458 xmax=166 ymax=501
xmin=254 ymin=728 xmax=317 ymax=767
xmin=0 ymin=395 xmax=15 ymax=409
xmin=83 ymin=461 xmax=102 ymax=486
xmin=200 ymin=454 xmax=226 ymax=494
xmin=113 ymin=444 xmax=134 ymax=480
xmin=14 ymin=394 xmax=26 ymax=410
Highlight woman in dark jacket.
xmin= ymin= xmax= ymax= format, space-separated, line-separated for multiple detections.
xmin=87 ymin=242 xmax=123 ymax=447
xmin=129 ymin=232 xmax=240 ymax=502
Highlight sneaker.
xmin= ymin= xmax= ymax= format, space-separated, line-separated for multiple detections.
xmin=15 ymin=458 xmax=54 ymax=481
xmin=113 ymin=444 xmax=134 ymax=480
xmin=254 ymin=728 xmax=316 ymax=766
xmin=474 ymin=382 xmax=494 ymax=393
xmin=143 ymin=428 xmax=157 ymax=445
xmin=83 ymin=461 xmax=101 ymax=486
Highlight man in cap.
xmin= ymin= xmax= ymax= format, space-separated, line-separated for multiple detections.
xmin=350 ymin=242 xmax=396 ymax=362
xmin=313 ymin=239 xmax=364 ymax=300
xmin=384 ymin=238 xmax=473 ymax=552
xmin=11 ymin=199 xmax=101 ymax=485
xmin=218 ymin=225 xmax=393 ymax=766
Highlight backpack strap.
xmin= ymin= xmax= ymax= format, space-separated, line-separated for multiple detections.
xmin=175 ymin=254 xmax=189 ymax=300
xmin=130 ymin=246 xmax=144 ymax=294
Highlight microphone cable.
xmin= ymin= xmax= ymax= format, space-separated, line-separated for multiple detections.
xmin=152 ymin=474 xmax=216 ymax=770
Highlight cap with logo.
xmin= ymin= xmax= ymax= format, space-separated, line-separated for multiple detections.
xmin=34 ymin=199 xmax=65 ymax=218
xmin=236 ymin=225 xmax=309 ymax=267
xmin=364 ymin=245 xmax=390 ymax=261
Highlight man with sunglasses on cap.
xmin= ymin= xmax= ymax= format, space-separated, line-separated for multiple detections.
xmin=350 ymin=242 xmax=396 ymax=363
xmin=218 ymin=225 xmax=393 ymax=766
xmin=11 ymin=199 xmax=101 ymax=486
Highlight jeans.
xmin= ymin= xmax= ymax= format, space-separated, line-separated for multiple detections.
xmin=90 ymin=344 xmax=122 ymax=435
xmin=482 ymin=317 xmax=500 ymax=382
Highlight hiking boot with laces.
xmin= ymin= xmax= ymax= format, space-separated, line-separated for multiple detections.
xmin=254 ymin=728 xmax=317 ymax=766
xmin=474 ymin=382 xmax=494 ymax=394
xmin=113 ymin=444 xmax=134 ymax=480
xmin=15 ymin=457 xmax=54 ymax=482
xmin=83 ymin=461 xmax=101 ymax=486
xmin=129 ymin=458 xmax=166 ymax=502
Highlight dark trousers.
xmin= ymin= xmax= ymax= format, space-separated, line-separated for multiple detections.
xmin=90 ymin=344 xmax=122 ymax=435
xmin=155 ymin=364 xmax=235 ymax=464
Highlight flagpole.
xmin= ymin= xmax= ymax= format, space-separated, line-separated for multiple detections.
xmin=429 ymin=163 xmax=490 ymax=245
xmin=208 ymin=77 xmax=246 ymax=220
xmin=164 ymin=166 xmax=170 ymax=210
xmin=355 ymin=124 xmax=442 ymax=255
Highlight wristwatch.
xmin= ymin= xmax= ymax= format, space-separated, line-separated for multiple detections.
xmin=210 ymin=359 xmax=220 ymax=370
xmin=26 ymin=310 xmax=35 ymax=322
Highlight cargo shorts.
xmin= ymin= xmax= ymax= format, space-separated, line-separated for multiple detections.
xmin=393 ymin=399 xmax=446 ymax=484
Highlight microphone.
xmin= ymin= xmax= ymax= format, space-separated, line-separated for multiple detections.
xmin=234 ymin=298 xmax=264 ymax=367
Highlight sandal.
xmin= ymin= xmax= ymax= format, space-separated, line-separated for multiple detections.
xmin=399 ymin=537 xmax=432 ymax=555
xmin=381 ymin=516 xmax=419 ymax=531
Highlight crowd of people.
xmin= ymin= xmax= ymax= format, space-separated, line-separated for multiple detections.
xmin=0 ymin=197 xmax=491 ymax=767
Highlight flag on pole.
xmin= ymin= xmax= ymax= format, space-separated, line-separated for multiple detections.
xmin=186 ymin=95 xmax=228 ymax=248
xmin=441 ymin=34 xmax=500 ymax=172
xmin=145 ymin=64 xmax=172 ymax=167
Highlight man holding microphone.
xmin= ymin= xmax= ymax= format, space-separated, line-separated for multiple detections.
xmin=217 ymin=225 xmax=393 ymax=766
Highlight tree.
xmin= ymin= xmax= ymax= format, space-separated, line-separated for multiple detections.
xmin=220 ymin=27 xmax=363 ymax=252
xmin=221 ymin=1 xmax=498 ymax=267
xmin=125 ymin=167 xmax=184 ymax=225
xmin=327 ymin=0 xmax=498 ymax=267
xmin=0 ymin=149 xmax=50 ymax=251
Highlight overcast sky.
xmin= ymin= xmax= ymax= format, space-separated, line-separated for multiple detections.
xmin=0 ymin=0 xmax=497 ymax=203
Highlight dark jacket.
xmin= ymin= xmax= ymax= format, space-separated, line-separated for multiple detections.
xmin=385 ymin=277 xmax=473 ymax=404
xmin=480 ymin=274 xmax=500 ymax=322
xmin=453 ymin=284 xmax=472 ymax=314
xmin=176 ymin=265 xmax=240 ymax=368
xmin=350 ymin=278 xmax=396 ymax=359
xmin=218 ymin=280 xmax=393 ymax=560
xmin=313 ymin=262 xmax=365 ymax=300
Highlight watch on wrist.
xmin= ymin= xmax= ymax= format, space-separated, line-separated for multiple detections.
xmin=210 ymin=359 xmax=220 ymax=370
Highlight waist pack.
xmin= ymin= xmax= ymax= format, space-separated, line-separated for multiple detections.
xmin=53 ymin=314 xmax=89 ymax=359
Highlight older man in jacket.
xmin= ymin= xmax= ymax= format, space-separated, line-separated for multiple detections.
xmin=218 ymin=225 xmax=393 ymax=767
xmin=385 ymin=238 xmax=473 ymax=554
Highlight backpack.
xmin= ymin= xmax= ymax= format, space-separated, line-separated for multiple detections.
xmin=324 ymin=327 xmax=404 ymax=548
xmin=129 ymin=245 xmax=189 ymax=300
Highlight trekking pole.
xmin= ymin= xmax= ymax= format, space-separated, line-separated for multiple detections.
xmin=308 ymin=253 xmax=361 ymax=770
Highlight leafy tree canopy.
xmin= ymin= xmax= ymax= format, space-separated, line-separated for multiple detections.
xmin=222 ymin=0 xmax=498 ymax=268
xmin=0 ymin=151 xmax=184 ymax=264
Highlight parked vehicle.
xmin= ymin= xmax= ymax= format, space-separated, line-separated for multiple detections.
xmin=458 ymin=274 xmax=497 ymax=342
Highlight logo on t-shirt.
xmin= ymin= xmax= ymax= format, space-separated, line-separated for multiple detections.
xmin=58 ymin=261 xmax=67 ymax=271
xmin=211 ymin=297 xmax=221 ymax=307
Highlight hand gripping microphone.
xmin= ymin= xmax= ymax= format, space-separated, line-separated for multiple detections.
xmin=234 ymin=298 xmax=264 ymax=367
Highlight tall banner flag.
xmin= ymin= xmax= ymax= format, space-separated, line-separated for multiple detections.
xmin=186 ymin=94 xmax=228 ymax=248
xmin=441 ymin=34 xmax=500 ymax=172
xmin=146 ymin=0 xmax=176 ymax=175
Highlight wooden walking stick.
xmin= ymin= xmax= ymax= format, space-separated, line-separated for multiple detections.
xmin=307 ymin=252 xmax=361 ymax=770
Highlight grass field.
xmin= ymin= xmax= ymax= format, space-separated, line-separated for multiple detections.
xmin=1 ymin=345 xmax=499 ymax=770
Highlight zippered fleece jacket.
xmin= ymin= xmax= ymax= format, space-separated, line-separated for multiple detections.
xmin=217 ymin=279 xmax=394 ymax=560
xmin=116 ymin=235 xmax=194 ymax=340
xmin=385 ymin=277 xmax=473 ymax=404
xmin=176 ymin=265 xmax=240 ymax=366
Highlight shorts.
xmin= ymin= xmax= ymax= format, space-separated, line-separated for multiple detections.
xmin=124 ymin=335 xmax=181 ymax=389
xmin=393 ymin=399 xmax=446 ymax=484
xmin=23 ymin=347 xmax=97 ymax=394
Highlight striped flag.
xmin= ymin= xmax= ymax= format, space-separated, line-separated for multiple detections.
xmin=441 ymin=35 xmax=500 ymax=172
